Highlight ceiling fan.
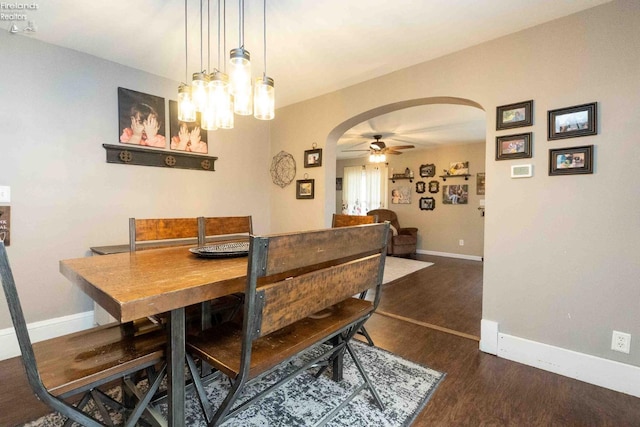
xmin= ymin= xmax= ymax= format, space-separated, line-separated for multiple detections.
xmin=343 ymin=135 xmax=415 ymax=156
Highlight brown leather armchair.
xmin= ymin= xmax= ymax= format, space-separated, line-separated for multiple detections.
xmin=367 ymin=209 xmax=418 ymax=256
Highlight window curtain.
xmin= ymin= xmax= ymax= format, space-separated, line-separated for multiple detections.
xmin=342 ymin=164 xmax=387 ymax=215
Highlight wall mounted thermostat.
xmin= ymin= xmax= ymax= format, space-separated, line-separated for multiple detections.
xmin=511 ymin=164 xmax=533 ymax=178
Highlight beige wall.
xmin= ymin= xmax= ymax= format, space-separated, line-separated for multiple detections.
xmin=271 ymin=0 xmax=640 ymax=367
xmin=0 ymin=32 xmax=271 ymax=328
xmin=337 ymin=141 xmax=486 ymax=258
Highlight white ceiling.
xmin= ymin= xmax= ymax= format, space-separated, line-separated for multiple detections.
xmin=13 ymin=0 xmax=609 ymax=158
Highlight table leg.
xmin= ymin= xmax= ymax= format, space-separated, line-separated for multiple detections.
xmin=331 ymin=335 xmax=344 ymax=382
xmin=167 ymin=308 xmax=185 ymax=427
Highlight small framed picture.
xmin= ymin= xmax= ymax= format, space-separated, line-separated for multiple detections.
xmin=548 ymin=102 xmax=597 ymax=140
xmin=304 ymin=149 xmax=322 ymax=168
xmin=336 ymin=177 xmax=343 ymax=191
xmin=428 ymin=180 xmax=440 ymax=194
xmin=419 ymin=164 xmax=436 ymax=178
xmin=495 ymin=132 xmax=532 ymax=160
xmin=496 ymin=100 xmax=533 ymax=130
xmin=549 ymin=145 xmax=594 ymax=176
xmin=296 ymin=179 xmax=315 ymax=199
xmin=420 ymin=197 xmax=435 ymax=211
xmin=476 ymin=173 xmax=485 ymax=195
xmin=415 ymin=181 xmax=426 ymax=194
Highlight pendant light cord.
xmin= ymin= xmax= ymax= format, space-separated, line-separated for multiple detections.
xmin=207 ymin=0 xmax=211 ymax=72
xmin=263 ymin=0 xmax=267 ymax=77
xmin=184 ymin=0 xmax=188 ymax=82
xmin=200 ymin=0 xmax=204 ymax=72
xmin=239 ymin=0 xmax=244 ymax=48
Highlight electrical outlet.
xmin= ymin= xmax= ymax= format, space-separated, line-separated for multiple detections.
xmin=611 ymin=331 xmax=631 ymax=354
xmin=459 ymin=239 xmax=464 ymax=246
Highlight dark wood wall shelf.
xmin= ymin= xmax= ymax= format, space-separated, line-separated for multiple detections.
xmin=103 ymin=144 xmax=218 ymax=172
xmin=439 ymin=174 xmax=470 ymax=181
xmin=389 ymin=177 xmax=413 ymax=183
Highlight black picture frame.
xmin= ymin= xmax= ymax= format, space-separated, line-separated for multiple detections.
xmin=428 ymin=180 xmax=439 ymax=193
xmin=496 ymin=132 xmax=532 ymax=160
xmin=336 ymin=177 xmax=343 ymax=191
xmin=549 ymin=145 xmax=594 ymax=176
xmin=548 ymin=102 xmax=597 ymax=140
xmin=304 ymin=149 xmax=322 ymax=168
xmin=496 ymin=100 xmax=533 ymax=130
xmin=296 ymin=179 xmax=315 ymax=199
xmin=415 ymin=181 xmax=426 ymax=193
xmin=118 ymin=87 xmax=166 ymax=148
xmin=420 ymin=197 xmax=435 ymax=211
xmin=419 ymin=164 xmax=436 ymax=177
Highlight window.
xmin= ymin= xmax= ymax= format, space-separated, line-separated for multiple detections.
xmin=341 ymin=164 xmax=387 ymax=215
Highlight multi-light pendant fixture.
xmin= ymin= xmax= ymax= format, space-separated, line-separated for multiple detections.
xmin=178 ymin=0 xmax=274 ymax=130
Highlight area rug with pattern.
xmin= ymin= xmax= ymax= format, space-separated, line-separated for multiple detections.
xmin=24 ymin=340 xmax=444 ymax=426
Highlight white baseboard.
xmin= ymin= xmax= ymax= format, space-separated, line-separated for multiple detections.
xmin=418 ymin=249 xmax=483 ymax=262
xmin=480 ymin=319 xmax=499 ymax=355
xmin=0 ymin=310 xmax=95 ymax=361
xmin=497 ymin=332 xmax=640 ymax=398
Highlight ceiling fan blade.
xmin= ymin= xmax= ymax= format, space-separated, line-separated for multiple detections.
xmin=388 ymin=145 xmax=415 ymax=150
xmin=385 ymin=151 xmax=403 ymax=155
xmin=342 ymin=149 xmax=371 ymax=152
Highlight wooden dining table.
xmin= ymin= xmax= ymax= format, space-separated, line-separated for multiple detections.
xmin=59 ymin=245 xmax=248 ymax=427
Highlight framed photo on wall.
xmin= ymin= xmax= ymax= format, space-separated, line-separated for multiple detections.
xmin=304 ymin=149 xmax=322 ymax=167
xmin=496 ymin=100 xmax=533 ymax=130
xmin=419 ymin=164 xmax=436 ymax=178
xmin=548 ymin=102 xmax=597 ymax=140
xmin=442 ymin=185 xmax=468 ymax=205
xmin=296 ymin=179 xmax=315 ymax=199
xmin=168 ymin=100 xmax=208 ymax=153
xmin=495 ymin=132 xmax=532 ymax=160
xmin=118 ymin=87 xmax=166 ymax=148
xmin=420 ymin=197 xmax=435 ymax=211
xmin=549 ymin=145 xmax=594 ymax=176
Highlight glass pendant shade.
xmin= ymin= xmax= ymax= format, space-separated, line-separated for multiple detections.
xmin=178 ymin=84 xmax=196 ymax=122
xmin=254 ymin=76 xmax=274 ymax=120
xmin=191 ymin=72 xmax=209 ymax=112
xmin=208 ymin=70 xmax=233 ymax=128
xmin=201 ymin=106 xmax=217 ymax=131
xmin=217 ymin=95 xmax=235 ymax=129
xmin=229 ymin=47 xmax=253 ymax=115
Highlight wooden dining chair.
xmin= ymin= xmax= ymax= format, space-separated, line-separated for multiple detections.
xmin=185 ymin=223 xmax=390 ymax=426
xmin=0 ymin=242 xmax=167 ymax=427
xmin=197 ymin=215 xmax=253 ymax=245
xmin=129 ymin=217 xmax=200 ymax=252
xmin=331 ymin=213 xmax=377 ymax=228
xmin=331 ymin=213 xmax=378 ymax=346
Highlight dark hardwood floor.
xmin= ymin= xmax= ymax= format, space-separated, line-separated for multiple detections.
xmin=2 ymin=254 xmax=639 ymax=426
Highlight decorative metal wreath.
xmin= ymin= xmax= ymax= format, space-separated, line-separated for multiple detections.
xmin=270 ymin=151 xmax=296 ymax=188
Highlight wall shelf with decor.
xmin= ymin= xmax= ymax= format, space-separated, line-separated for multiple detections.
xmin=389 ymin=177 xmax=413 ymax=183
xmin=439 ymin=174 xmax=471 ymax=181
xmin=103 ymin=144 xmax=217 ymax=172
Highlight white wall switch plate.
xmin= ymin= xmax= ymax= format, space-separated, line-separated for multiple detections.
xmin=0 ymin=186 xmax=10 ymax=203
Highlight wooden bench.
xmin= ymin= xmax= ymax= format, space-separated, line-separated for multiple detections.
xmin=186 ymin=223 xmax=390 ymax=426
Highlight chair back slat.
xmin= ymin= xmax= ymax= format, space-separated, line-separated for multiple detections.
xmin=129 ymin=218 xmax=199 ymax=251
xmin=198 ymin=216 xmax=252 ymax=244
xmin=261 ymin=224 xmax=386 ymax=277
xmin=256 ymin=254 xmax=381 ymax=337
xmin=331 ymin=214 xmax=377 ymax=228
